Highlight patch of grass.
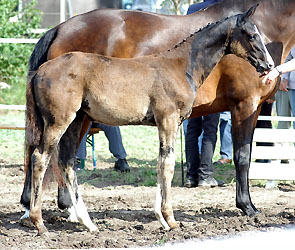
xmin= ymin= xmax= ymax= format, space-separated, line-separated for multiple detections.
xmin=154 ymin=236 xmax=167 ymax=246
xmin=213 ymin=162 xmax=236 ymax=184
xmin=0 ymin=110 xmax=25 ymax=164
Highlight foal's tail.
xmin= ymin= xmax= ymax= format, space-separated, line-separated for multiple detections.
xmin=21 ymin=73 xmax=44 ymax=208
xmin=24 ymin=73 xmax=43 ymax=174
xmin=23 ymin=73 xmax=63 ymax=187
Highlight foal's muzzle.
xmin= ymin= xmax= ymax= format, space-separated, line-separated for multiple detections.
xmin=256 ymin=61 xmax=274 ymax=74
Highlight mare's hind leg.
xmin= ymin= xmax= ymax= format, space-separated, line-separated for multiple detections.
xmin=231 ymin=105 xmax=260 ymax=216
xmin=58 ymin=115 xmax=97 ymax=232
xmin=57 ymin=114 xmax=90 ymax=223
xmin=154 ymin=114 xmax=179 ymax=230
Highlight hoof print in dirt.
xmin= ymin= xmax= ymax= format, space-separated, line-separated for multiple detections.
xmin=133 ymin=224 xmax=144 ymax=230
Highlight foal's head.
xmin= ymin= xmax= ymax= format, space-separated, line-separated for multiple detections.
xmin=228 ymin=4 xmax=274 ymax=73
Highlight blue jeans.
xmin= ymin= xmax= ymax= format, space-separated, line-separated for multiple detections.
xmin=77 ymin=123 xmax=127 ymax=160
xmin=219 ymin=111 xmax=232 ymax=159
xmin=276 ymin=89 xmax=295 ymax=129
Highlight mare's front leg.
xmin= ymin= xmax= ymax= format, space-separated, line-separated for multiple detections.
xmin=154 ymin=114 xmax=179 ymax=230
xmin=231 ymin=106 xmax=260 ymax=216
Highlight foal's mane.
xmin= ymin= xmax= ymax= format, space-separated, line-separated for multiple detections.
xmin=167 ymin=15 xmax=232 ymax=53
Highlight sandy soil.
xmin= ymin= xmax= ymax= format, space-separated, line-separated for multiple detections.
xmin=0 ymin=162 xmax=294 ymax=249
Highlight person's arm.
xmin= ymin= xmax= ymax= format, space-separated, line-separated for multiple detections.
xmin=262 ymin=58 xmax=295 ymax=84
xmin=280 ymin=51 xmax=293 ymax=91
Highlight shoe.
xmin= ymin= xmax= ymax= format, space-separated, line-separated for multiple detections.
xmin=184 ymin=178 xmax=198 ymax=188
xmin=114 ymin=159 xmax=130 ymax=172
xmin=255 ymin=159 xmax=271 ymax=163
xmin=213 ymin=158 xmax=232 ymax=165
xmin=281 ymin=159 xmax=289 ymax=164
xmin=198 ymin=176 xmax=224 ymax=187
xmin=75 ymin=158 xmax=84 ymax=171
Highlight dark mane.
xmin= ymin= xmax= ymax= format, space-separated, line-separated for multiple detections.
xmin=168 ymin=15 xmax=232 ymax=52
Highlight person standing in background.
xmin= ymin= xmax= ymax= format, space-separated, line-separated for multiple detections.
xmin=275 ymin=47 xmax=295 ymax=129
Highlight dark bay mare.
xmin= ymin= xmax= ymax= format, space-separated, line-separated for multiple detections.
xmin=25 ymin=9 xmax=272 ymax=234
xmin=21 ymin=0 xmax=295 ymax=228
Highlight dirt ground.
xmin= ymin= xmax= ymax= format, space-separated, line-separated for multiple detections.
xmin=0 ymin=162 xmax=295 ymax=249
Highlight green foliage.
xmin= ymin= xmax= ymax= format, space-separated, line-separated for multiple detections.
xmin=0 ymin=0 xmax=42 ymax=104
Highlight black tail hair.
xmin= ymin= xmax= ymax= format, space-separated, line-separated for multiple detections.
xmin=28 ymin=27 xmax=58 ymax=72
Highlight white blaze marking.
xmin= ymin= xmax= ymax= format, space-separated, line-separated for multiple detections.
xmin=254 ymin=25 xmax=274 ymax=68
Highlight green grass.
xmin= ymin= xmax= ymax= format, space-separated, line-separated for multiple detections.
xmin=0 ymin=110 xmax=25 ymax=164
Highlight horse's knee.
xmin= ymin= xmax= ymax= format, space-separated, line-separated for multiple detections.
xmin=234 ymin=146 xmax=251 ymax=168
xmin=234 ymin=154 xmax=250 ymax=171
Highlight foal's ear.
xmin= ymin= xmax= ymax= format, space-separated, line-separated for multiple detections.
xmin=238 ymin=3 xmax=259 ymax=24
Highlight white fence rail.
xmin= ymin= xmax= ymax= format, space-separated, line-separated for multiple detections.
xmin=250 ymin=116 xmax=295 ymax=185
xmin=0 ymin=104 xmax=26 ymax=111
xmin=0 ymin=38 xmax=39 ymax=44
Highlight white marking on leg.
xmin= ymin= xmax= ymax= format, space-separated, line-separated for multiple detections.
xmin=20 ymin=208 xmax=30 ymax=220
xmin=66 ymin=205 xmax=79 ymax=223
xmin=74 ymin=193 xmax=98 ymax=232
xmin=154 ymin=184 xmax=170 ymax=231
xmin=65 ymin=166 xmax=97 ymax=232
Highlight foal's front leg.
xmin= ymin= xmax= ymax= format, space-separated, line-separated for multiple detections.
xmin=154 ymin=115 xmax=179 ymax=230
xmin=231 ymin=108 xmax=259 ymax=216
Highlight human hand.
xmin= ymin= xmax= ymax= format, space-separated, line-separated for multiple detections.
xmin=279 ymin=78 xmax=288 ymax=92
xmin=261 ymin=68 xmax=280 ymax=84
xmin=265 ymin=98 xmax=275 ymax=104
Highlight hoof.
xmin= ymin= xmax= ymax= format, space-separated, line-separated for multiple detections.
xmin=37 ymin=225 xmax=48 ymax=236
xmin=88 ymin=224 xmax=98 ymax=232
xmin=20 ymin=217 xmax=34 ymax=228
xmin=168 ymin=221 xmax=179 ymax=230
xmin=67 ymin=214 xmax=79 ymax=223
xmin=249 ymin=209 xmax=260 ymax=217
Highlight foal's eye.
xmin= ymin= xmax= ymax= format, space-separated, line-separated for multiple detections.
xmin=248 ymin=34 xmax=255 ymax=40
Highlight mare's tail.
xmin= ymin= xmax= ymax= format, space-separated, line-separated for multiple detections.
xmin=28 ymin=27 xmax=58 ymax=72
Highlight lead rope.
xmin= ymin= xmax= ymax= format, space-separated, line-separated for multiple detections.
xmin=180 ymin=125 xmax=184 ymax=186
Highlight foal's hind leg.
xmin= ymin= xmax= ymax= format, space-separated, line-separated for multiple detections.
xmin=154 ymin=114 xmax=179 ymax=230
xmin=58 ymin=116 xmax=97 ymax=232
xmin=231 ymin=105 xmax=260 ymax=216
xmin=29 ymin=125 xmax=62 ymax=235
